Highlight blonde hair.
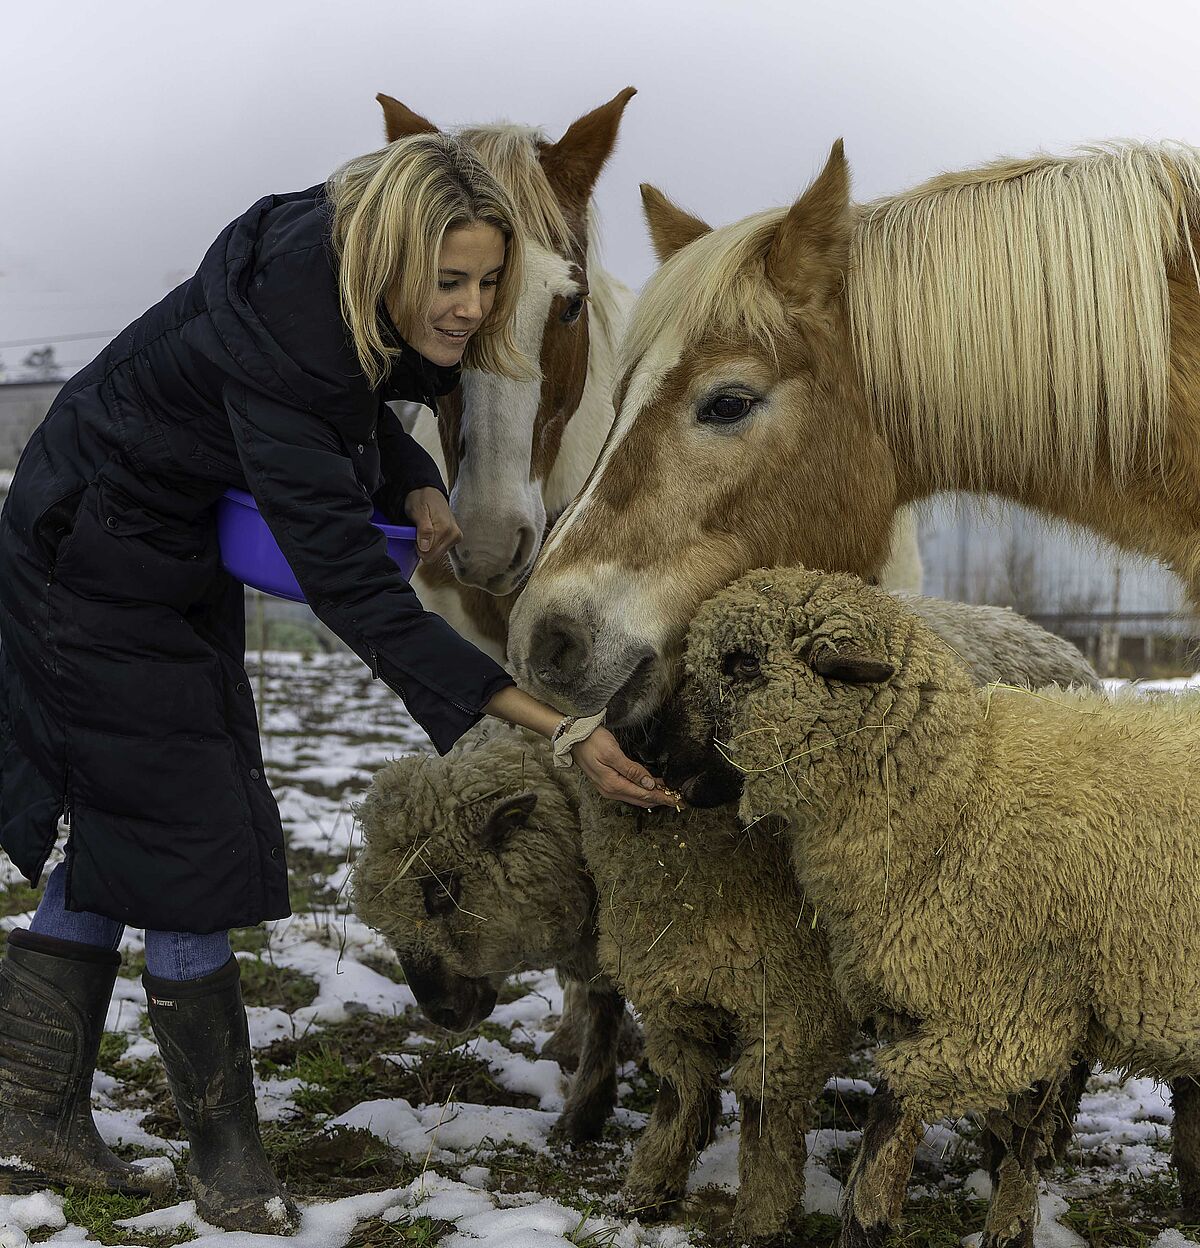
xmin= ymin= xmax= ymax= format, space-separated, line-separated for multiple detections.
xmin=326 ymin=133 xmax=531 ymax=388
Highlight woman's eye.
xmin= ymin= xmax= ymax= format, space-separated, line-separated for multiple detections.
xmin=422 ymin=872 xmax=461 ymax=917
xmin=438 ymin=281 xmax=458 ymax=292
xmin=481 ymin=279 xmax=500 ymax=290
xmin=699 ymin=395 xmax=754 ymax=424
xmin=561 ymin=296 xmax=585 ymax=324
xmin=722 ymin=650 xmax=762 ymax=680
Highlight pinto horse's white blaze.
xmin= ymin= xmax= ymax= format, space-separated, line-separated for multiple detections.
xmin=450 ymin=244 xmax=579 ymax=591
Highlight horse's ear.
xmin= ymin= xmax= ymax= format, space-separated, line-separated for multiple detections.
xmin=811 ymin=644 xmax=894 ymax=686
xmin=541 ymin=87 xmax=637 ymax=214
xmin=765 ymin=139 xmax=852 ymax=309
xmin=478 ymin=792 xmax=539 ymax=852
xmin=377 ymin=93 xmax=439 ymax=142
xmin=640 ymin=185 xmax=712 ymax=263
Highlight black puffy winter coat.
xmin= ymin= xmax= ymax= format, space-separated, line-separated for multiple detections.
xmin=0 ymin=185 xmax=515 ymax=933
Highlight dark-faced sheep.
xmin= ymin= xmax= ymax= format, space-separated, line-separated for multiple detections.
xmin=681 ymin=566 xmax=1200 ymax=1248
xmin=351 ymin=724 xmax=626 ymax=1143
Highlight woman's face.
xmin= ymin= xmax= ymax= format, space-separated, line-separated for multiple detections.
xmin=407 ymin=220 xmax=507 ymax=366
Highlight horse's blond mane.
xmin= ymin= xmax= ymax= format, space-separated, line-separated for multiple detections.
xmin=619 ymin=210 xmax=792 ymax=379
xmin=456 ymin=124 xmax=574 ymax=257
xmin=625 ymin=142 xmax=1200 ymax=491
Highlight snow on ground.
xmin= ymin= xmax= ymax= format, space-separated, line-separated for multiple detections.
xmin=1 ymin=655 xmax=1197 ymax=1245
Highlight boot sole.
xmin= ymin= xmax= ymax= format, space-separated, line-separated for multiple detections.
xmin=0 ymin=1163 xmax=175 ymax=1200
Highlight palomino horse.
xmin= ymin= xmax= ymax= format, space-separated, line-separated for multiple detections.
xmin=509 ymin=140 xmax=1200 ymax=722
xmin=377 ymin=91 xmax=637 ymax=663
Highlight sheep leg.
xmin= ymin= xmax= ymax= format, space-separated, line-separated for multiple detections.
xmin=733 ymin=1093 xmax=810 ymax=1239
xmin=1171 ymin=1076 xmax=1200 ymax=1216
xmin=552 ymin=983 xmax=626 ymax=1144
xmin=980 ymin=1058 xmax=1089 ymax=1180
xmin=838 ymin=1080 xmax=923 ymax=1248
xmin=622 ymin=1032 xmax=723 ymax=1219
xmin=979 ymin=1082 xmax=1062 ymax=1248
xmin=541 ymin=975 xmax=586 ymax=1073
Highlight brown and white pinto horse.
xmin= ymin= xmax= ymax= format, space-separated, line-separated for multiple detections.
xmin=377 ymin=91 xmax=637 ymax=663
xmin=509 ymin=140 xmax=1200 ymax=722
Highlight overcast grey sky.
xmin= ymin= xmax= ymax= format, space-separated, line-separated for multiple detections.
xmin=4 ymin=0 xmax=1199 ymax=375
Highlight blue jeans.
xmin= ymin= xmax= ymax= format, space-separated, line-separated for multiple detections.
xmin=30 ymin=864 xmax=232 ymax=981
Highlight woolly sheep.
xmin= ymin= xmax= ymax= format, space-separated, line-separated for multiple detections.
xmin=576 ymin=766 xmax=852 ymax=1238
xmin=681 ymin=566 xmax=1200 ymax=1248
xmin=351 ymin=723 xmax=628 ymax=1143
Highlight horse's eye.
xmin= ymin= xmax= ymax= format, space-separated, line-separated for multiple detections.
xmin=561 ymin=296 xmax=585 ymax=324
xmin=722 ymin=650 xmax=762 ymax=680
xmin=421 ymin=872 xmax=461 ymax=917
xmin=699 ymin=394 xmax=754 ymax=424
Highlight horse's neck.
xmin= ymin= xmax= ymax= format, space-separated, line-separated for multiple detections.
xmin=542 ymin=263 xmax=633 ymax=516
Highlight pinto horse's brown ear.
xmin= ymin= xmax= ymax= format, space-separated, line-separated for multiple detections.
xmin=640 ymin=185 xmax=712 ymax=263
xmin=541 ymin=87 xmax=637 ymax=215
xmin=765 ymin=138 xmax=852 ymax=309
xmin=377 ymin=93 xmax=439 ymax=142
xmin=478 ymin=792 xmax=539 ymax=851
xmin=811 ymin=646 xmax=894 ymax=685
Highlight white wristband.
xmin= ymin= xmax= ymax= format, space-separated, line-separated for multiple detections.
xmin=550 ymin=709 xmax=607 ymax=769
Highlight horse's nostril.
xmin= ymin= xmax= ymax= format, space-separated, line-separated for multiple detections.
xmin=508 ymin=525 xmax=537 ymax=575
xmin=530 ymin=615 xmax=591 ymax=688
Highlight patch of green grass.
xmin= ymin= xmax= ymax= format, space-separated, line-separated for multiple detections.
xmin=46 ymin=1188 xmax=196 ymax=1246
xmin=618 ymin=1063 xmax=660 ymax=1116
xmin=96 ymin=1029 xmax=130 ymax=1074
xmin=359 ymin=950 xmax=407 ymax=985
xmin=229 ymin=924 xmax=270 ymax=953
xmin=345 ymin=1215 xmax=456 ymax=1248
xmin=889 ymin=1189 xmax=987 ymax=1246
xmin=1061 ymin=1170 xmax=1200 ymax=1246
xmin=0 ymin=879 xmax=43 ymax=918
xmin=237 ymin=955 xmax=319 ymax=1012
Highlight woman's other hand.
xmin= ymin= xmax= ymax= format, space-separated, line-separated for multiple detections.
xmin=404 ymin=487 xmax=462 ymax=563
xmin=572 ymin=728 xmax=677 ymax=809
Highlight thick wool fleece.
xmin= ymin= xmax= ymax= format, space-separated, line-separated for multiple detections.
xmin=684 ymin=566 xmax=1200 ymax=1122
xmin=352 ymin=723 xmax=592 ymax=983
xmin=897 ymin=593 xmax=1098 ymax=690
xmin=578 ymin=787 xmax=854 ymax=1236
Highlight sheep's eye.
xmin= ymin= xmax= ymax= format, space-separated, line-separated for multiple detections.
xmin=561 ymin=295 xmax=586 ymax=324
xmin=699 ymin=394 xmax=754 ymax=425
xmin=722 ymin=650 xmax=762 ymax=680
xmin=421 ymin=872 xmax=461 ymax=917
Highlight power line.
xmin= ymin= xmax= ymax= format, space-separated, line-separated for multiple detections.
xmin=0 ymin=331 xmax=116 ymax=350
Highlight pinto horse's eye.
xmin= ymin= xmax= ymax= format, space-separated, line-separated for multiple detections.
xmin=699 ymin=394 xmax=754 ymax=425
xmin=421 ymin=872 xmax=461 ymax=917
xmin=722 ymin=650 xmax=762 ymax=680
xmin=561 ymin=295 xmax=586 ymax=324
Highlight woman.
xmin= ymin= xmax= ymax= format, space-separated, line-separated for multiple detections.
xmin=0 ymin=134 xmax=673 ymax=1232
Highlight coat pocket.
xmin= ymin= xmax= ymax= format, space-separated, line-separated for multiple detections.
xmin=33 ymin=487 xmax=86 ymax=571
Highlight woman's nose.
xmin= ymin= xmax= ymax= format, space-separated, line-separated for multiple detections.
xmin=456 ymin=288 xmax=483 ymax=321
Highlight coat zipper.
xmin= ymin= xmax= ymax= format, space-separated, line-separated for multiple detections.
xmin=367 ymin=645 xmax=474 ymax=715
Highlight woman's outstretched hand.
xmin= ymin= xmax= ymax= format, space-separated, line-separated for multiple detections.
xmin=571 ymin=727 xmax=677 ymax=809
xmin=404 ymin=486 xmax=462 ymax=563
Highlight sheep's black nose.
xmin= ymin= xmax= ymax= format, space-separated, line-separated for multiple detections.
xmin=529 ymin=613 xmax=592 ymax=694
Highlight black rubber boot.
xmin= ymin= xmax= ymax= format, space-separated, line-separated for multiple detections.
xmin=144 ymin=956 xmax=300 ymax=1235
xmin=0 ymin=928 xmax=176 ymax=1198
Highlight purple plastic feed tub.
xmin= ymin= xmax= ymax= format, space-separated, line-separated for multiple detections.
xmin=216 ymin=488 xmax=420 ymax=604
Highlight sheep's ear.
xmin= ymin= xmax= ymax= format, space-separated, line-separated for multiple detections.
xmin=478 ymin=792 xmax=539 ymax=851
xmin=811 ymin=647 xmax=894 ymax=685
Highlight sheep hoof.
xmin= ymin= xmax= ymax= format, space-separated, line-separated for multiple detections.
xmin=619 ymin=1185 xmax=680 ymax=1222
xmin=550 ymin=1105 xmax=608 ymax=1146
